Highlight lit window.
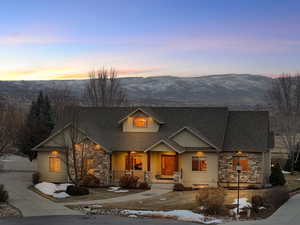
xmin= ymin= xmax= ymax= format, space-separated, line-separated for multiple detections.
xmin=133 ymin=117 xmax=148 ymax=128
xmin=125 ymin=154 xmax=143 ymax=170
xmin=192 ymin=156 xmax=207 ymax=171
xmin=85 ymin=159 xmax=95 ymax=174
xmin=49 ymin=151 xmax=60 ymax=172
xmin=233 ymin=157 xmax=249 ymax=171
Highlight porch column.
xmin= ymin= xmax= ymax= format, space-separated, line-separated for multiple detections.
xmin=175 ymin=152 xmax=179 ymax=171
xmin=147 ymin=151 xmax=151 ymax=171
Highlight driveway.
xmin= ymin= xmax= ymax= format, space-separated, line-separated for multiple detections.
xmin=0 ymin=155 xmax=81 ymax=217
xmin=0 ymin=215 xmax=198 ymax=225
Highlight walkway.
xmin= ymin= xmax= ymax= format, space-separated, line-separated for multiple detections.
xmin=224 ymin=194 xmax=300 ymax=225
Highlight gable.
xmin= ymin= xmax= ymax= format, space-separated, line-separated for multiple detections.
xmin=122 ymin=110 xmax=160 ymax=132
xmin=147 ymin=142 xmax=176 ymax=152
xmin=172 ymin=129 xmax=210 ymax=148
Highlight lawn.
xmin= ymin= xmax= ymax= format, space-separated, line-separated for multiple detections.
xmin=100 ymin=190 xmax=199 ymax=211
xmin=284 ymin=171 xmax=300 ymax=192
xmin=30 ymin=186 xmax=145 ymax=203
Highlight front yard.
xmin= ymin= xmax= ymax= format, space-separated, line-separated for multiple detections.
xmin=284 ymin=171 xmax=300 ymax=192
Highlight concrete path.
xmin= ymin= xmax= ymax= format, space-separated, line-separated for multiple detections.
xmin=224 ymin=194 xmax=300 ymax=225
xmin=0 ymin=155 xmax=82 ymax=217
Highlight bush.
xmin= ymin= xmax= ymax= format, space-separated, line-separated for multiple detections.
xmin=66 ymin=185 xmax=89 ymax=196
xmin=196 ymin=188 xmax=225 ymax=215
xmin=173 ymin=183 xmax=185 ymax=191
xmin=32 ymin=172 xmax=40 ymax=185
xmin=139 ymin=182 xmax=151 ymax=190
xmin=0 ymin=184 xmax=9 ymax=202
xmin=270 ymin=163 xmax=286 ymax=186
xmin=252 ymin=195 xmax=264 ymax=213
xmin=119 ymin=175 xmax=139 ymax=189
xmin=80 ymin=174 xmax=100 ymax=187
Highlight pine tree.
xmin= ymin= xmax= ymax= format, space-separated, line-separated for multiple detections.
xmin=17 ymin=91 xmax=54 ymax=160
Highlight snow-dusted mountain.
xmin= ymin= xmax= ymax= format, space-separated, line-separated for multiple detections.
xmin=0 ymin=74 xmax=272 ymax=106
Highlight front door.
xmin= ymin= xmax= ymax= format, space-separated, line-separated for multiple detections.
xmin=161 ymin=155 xmax=176 ymax=176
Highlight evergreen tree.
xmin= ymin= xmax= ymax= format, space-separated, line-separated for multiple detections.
xmin=270 ymin=163 xmax=286 ymax=186
xmin=17 ymin=91 xmax=54 ymax=160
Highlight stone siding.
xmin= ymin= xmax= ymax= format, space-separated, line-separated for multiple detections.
xmin=218 ymin=152 xmax=264 ymax=188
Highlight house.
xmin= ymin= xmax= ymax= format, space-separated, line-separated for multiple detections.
xmin=33 ymin=107 xmax=273 ymax=189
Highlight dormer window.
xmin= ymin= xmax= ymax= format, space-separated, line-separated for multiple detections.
xmin=133 ymin=117 xmax=148 ymax=128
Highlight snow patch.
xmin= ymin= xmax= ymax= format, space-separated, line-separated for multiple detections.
xmin=34 ymin=182 xmax=71 ymax=198
xmin=107 ymin=186 xmax=128 ymax=193
xmin=232 ymin=198 xmax=252 ymax=214
xmin=120 ymin=209 xmax=222 ymax=224
xmin=282 ymin=170 xmax=291 ymax=174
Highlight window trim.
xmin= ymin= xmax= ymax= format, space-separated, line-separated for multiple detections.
xmin=192 ymin=156 xmax=208 ymax=172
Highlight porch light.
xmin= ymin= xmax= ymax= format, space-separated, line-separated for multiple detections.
xmin=196 ymin=151 xmax=204 ymax=156
xmin=94 ymin=144 xmax=101 ymax=150
xmin=51 ymin=151 xmax=59 ymax=156
xmin=131 ymin=151 xmax=136 ymax=154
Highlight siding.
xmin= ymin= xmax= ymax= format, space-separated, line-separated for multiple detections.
xmin=172 ymin=130 xmax=210 ymax=147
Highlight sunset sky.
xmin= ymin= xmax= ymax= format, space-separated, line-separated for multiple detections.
xmin=1 ymin=0 xmax=300 ymax=80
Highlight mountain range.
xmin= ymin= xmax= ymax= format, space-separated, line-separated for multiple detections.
xmin=0 ymin=74 xmax=272 ymax=107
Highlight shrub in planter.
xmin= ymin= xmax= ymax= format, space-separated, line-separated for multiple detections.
xmin=66 ymin=185 xmax=89 ymax=196
xmin=32 ymin=172 xmax=40 ymax=185
xmin=139 ymin=182 xmax=151 ymax=190
xmin=173 ymin=183 xmax=185 ymax=191
xmin=119 ymin=175 xmax=139 ymax=189
xmin=196 ymin=187 xmax=225 ymax=215
xmin=0 ymin=184 xmax=9 ymax=202
xmin=252 ymin=195 xmax=264 ymax=213
xmin=81 ymin=174 xmax=100 ymax=187
xmin=270 ymin=163 xmax=286 ymax=186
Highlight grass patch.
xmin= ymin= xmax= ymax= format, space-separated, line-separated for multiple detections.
xmin=284 ymin=171 xmax=300 ymax=192
xmin=29 ymin=186 xmax=144 ymax=203
xmin=101 ymin=191 xmax=199 ymax=211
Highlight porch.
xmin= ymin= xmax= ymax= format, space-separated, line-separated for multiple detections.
xmin=111 ymin=151 xmax=182 ymax=184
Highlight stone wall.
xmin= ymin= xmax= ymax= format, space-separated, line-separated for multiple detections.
xmin=68 ymin=143 xmax=111 ymax=185
xmin=218 ymin=152 xmax=264 ymax=188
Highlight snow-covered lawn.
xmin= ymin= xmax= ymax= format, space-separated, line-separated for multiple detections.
xmin=232 ymin=198 xmax=252 ymax=214
xmin=282 ymin=170 xmax=291 ymax=174
xmin=34 ymin=182 xmax=72 ymax=198
xmin=120 ymin=209 xmax=222 ymax=224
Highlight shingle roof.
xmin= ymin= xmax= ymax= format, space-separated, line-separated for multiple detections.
xmin=40 ymin=107 xmax=271 ymax=153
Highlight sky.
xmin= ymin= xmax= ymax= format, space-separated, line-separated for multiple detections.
xmin=1 ymin=0 xmax=300 ymax=80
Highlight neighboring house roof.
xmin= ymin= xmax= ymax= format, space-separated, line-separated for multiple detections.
xmin=34 ymin=107 xmax=272 ymax=153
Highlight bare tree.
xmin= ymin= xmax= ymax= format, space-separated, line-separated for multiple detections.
xmin=267 ymin=73 xmax=300 ymax=172
xmin=61 ymin=107 xmax=92 ymax=186
xmin=84 ymin=68 xmax=127 ymax=107
xmin=0 ymin=99 xmax=24 ymax=156
xmin=46 ymin=86 xmax=80 ymax=122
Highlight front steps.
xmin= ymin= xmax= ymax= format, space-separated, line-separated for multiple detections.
xmin=151 ymin=182 xmax=174 ymax=190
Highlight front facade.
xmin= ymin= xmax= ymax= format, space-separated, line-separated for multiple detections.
xmin=33 ymin=107 xmax=273 ymax=188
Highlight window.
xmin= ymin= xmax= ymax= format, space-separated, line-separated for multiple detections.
xmin=233 ymin=157 xmax=249 ymax=171
xmin=133 ymin=117 xmax=148 ymax=128
xmin=192 ymin=156 xmax=207 ymax=171
xmin=125 ymin=154 xmax=143 ymax=170
xmin=86 ymin=159 xmax=95 ymax=175
xmin=49 ymin=151 xmax=60 ymax=172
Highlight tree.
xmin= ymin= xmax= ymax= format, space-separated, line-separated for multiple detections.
xmin=84 ymin=68 xmax=127 ymax=107
xmin=269 ymin=163 xmax=286 ymax=186
xmin=46 ymin=86 xmax=80 ymax=122
xmin=267 ymin=73 xmax=300 ymax=173
xmin=61 ymin=106 xmax=92 ymax=186
xmin=17 ymin=91 xmax=54 ymax=160
xmin=0 ymin=99 xmax=24 ymax=156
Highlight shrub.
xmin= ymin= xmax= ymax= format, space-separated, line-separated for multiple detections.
xmin=32 ymin=172 xmax=40 ymax=185
xmin=66 ymin=185 xmax=89 ymax=196
xmin=119 ymin=175 xmax=139 ymax=189
xmin=173 ymin=183 xmax=185 ymax=191
xmin=0 ymin=184 xmax=9 ymax=202
xmin=270 ymin=163 xmax=286 ymax=186
xmin=139 ymin=182 xmax=151 ymax=190
xmin=252 ymin=195 xmax=264 ymax=213
xmin=81 ymin=174 xmax=100 ymax=187
xmin=196 ymin=188 xmax=225 ymax=215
